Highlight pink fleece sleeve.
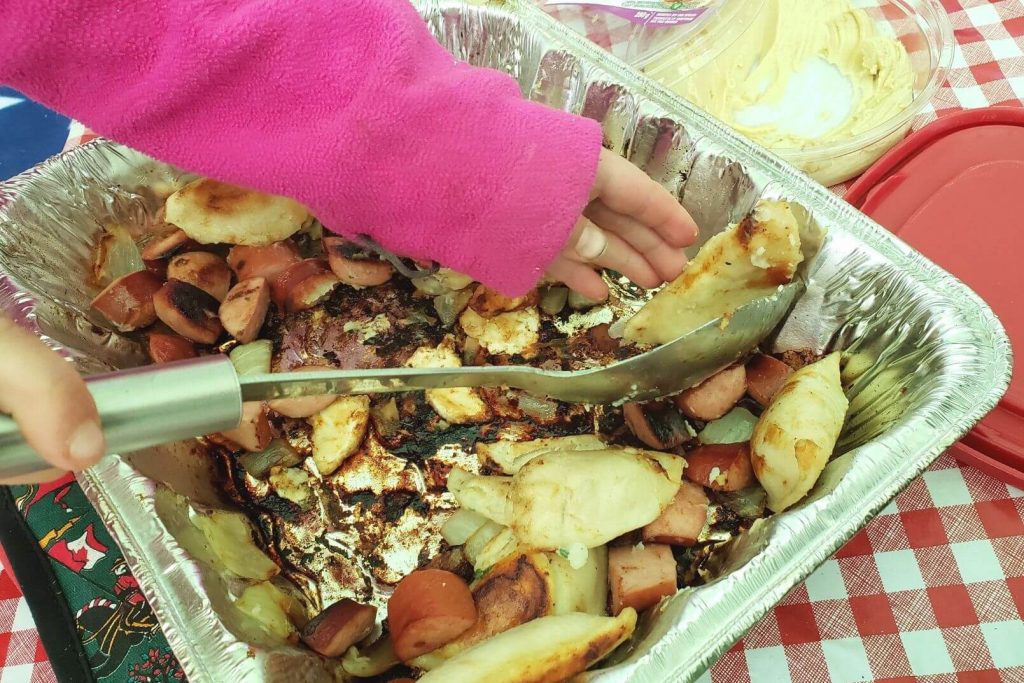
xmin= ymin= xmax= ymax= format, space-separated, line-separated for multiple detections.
xmin=0 ymin=0 xmax=603 ymax=296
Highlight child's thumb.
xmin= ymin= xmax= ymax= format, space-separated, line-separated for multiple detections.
xmin=0 ymin=317 xmax=105 ymax=474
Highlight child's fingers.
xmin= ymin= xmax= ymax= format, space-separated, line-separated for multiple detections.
xmin=585 ymin=200 xmax=688 ymax=282
xmin=557 ymin=218 xmax=671 ymax=294
xmin=564 ymin=219 xmax=660 ymax=287
xmin=586 ymin=232 xmax=660 ymax=290
xmin=545 ymin=257 xmax=609 ymax=302
xmin=0 ymin=317 xmax=105 ymax=473
xmin=591 ymin=149 xmax=698 ymax=247
xmin=567 ymin=220 xmax=609 ymax=261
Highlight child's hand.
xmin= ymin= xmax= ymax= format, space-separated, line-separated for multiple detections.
xmin=546 ymin=149 xmax=699 ymax=300
xmin=0 ymin=316 xmax=104 ymax=484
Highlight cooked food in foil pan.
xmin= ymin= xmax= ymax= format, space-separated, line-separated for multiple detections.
xmin=0 ymin=1 xmax=1009 ymax=681
xmin=84 ymin=167 xmax=833 ymax=681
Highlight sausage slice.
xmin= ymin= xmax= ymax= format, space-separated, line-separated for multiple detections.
xmin=323 ymin=236 xmax=394 ymax=288
xmin=674 ymin=365 xmax=747 ymax=421
xmin=272 ymin=259 xmax=339 ymax=312
xmin=153 ymin=279 xmax=223 ymax=344
xmin=684 ymin=442 xmax=755 ymax=492
xmin=300 ymin=598 xmax=377 ymax=657
xmin=90 ymin=270 xmax=163 ymax=331
xmin=746 ymin=353 xmax=794 ymax=407
xmin=608 ymin=544 xmax=677 ymax=615
xmin=217 ymin=401 xmax=272 ymax=452
xmin=219 ymin=277 xmax=271 ymax=343
xmin=167 ymin=251 xmax=232 ymax=302
xmin=141 ymin=229 xmax=196 ymax=260
xmin=227 ymin=241 xmax=301 ymax=282
xmin=147 ymin=332 xmax=197 ymax=364
xmin=642 ymin=482 xmax=709 ymax=546
xmin=387 ymin=569 xmax=477 ymax=662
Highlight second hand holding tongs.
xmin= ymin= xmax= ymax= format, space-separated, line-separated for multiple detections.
xmin=0 ymin=284 xmax=800 ymax=477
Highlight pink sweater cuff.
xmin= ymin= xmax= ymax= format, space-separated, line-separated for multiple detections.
xmin=0 ymin=0 xmax=603 ymax=295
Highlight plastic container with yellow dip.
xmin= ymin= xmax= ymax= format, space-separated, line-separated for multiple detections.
xmin=541 ymin=0 xmax=953 ymax=186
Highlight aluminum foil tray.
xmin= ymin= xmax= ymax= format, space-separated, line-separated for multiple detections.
xmin=0 ymin=0 xmax=1011 ymax=681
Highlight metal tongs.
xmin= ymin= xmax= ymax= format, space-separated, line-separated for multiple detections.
xmin=0 ymin=284 xmax=801 ymax=478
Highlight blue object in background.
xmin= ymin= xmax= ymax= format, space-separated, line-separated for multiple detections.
xmin=0 ymin=86 xmax=71 ymax=180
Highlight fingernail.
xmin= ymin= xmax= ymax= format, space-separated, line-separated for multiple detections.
xmin=575 ymin=223 xmax=608 ymax=261
xmin=68 ymin=420 xmax=104 ymax=463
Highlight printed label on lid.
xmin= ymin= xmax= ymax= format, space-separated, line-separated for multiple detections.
xmin=545 ymin=0 xmax=712 ymax=26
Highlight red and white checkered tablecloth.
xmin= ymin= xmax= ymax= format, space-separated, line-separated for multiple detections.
xmin=0 ymin=546 xmax=54 ymax=683
xmin=4 ymin=1 xmax=1023 ymax=682
xmin=711 ymin=452 xmax=1024 ymax=683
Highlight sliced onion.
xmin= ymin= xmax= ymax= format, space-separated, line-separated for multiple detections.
xmin=411 ymin=275 xmax=447 ymax=296
xmin=463 ymin=521 xmax=504 ymax=564
xmin=94 ymin=224 xmax=145 ymax=285
xmin=302 ymin=219 xmax=324 ymax=241
xmin=697 ymin=407 xmax=758 ymax=445
xmin=398 ymin=310 xmax=437 ymax=327
xmin=568 ymin=289 xmax=604 ymax=310
xmin=435 ymin=269 xmax=474 ymax=291
xmin=230 ymin=339 xmax=273 ymax=376
xmin=341 ymin=637 xmax=399 ymax=678
xmin=441 ymin=508 xmax=489 ymax=546
xmin=518 ymin=393 xmax=559 ymax=423
xmin=462 ymin=336 xmax=481 ymax=366
xmin=472 ymin=527 xmax=518 ymax=573
xmin=237 ymin=439 xmax=303 ymax=479
xmin=370 ymin=398 xmax=400 ymax=438
xmin=539 ymin=286 xmax=568 ymax=316
xmin=433 ymin=289 xmax=473 ymax=327
xmin=718 ymin=485 xmax=768 ymax=520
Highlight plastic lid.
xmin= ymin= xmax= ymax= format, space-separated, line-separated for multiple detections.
xmin=846 ymin=108 xmax=1024 ymax=488
xmin=536 ymin=0 xmax=751 ymax=69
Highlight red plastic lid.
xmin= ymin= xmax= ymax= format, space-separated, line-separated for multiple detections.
xmin=846 ymin=107 xmax=1024 ymax=489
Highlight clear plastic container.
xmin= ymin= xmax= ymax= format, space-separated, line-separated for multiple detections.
xmin=543 ymin=0 xmax=954 ymax=187
xmin=768 ymin=0 xmax=954 ymax=186
xmin=538 ymin=0 xmax=756 ymax=67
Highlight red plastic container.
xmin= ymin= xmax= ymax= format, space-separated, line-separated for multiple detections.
xmin=846 ymin=107 xmax=1024 ymax=489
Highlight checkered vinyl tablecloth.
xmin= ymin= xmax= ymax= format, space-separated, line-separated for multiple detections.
xmin=0 ymin=547 xmax=54 ymax=683
xmin=4 ymin=1 xmax=1024 ymax=682
xmin=709 ymin=452 xmax=1024 ymax=683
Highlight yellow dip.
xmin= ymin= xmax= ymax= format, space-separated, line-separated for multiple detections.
xmin=645 ymin=0 xmax=915 ymax=151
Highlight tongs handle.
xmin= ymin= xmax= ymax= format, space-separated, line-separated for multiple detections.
xmin=0 ymin=356 xmax=242 ymax=479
